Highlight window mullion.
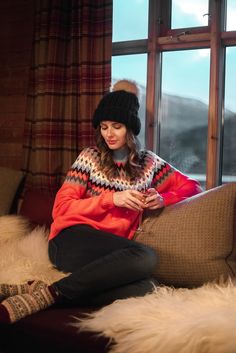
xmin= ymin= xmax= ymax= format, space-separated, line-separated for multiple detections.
xmin=206 ymin=0 xmax=226 ymax=189
xmin=146 ymin=0 xmax=170 ymax=151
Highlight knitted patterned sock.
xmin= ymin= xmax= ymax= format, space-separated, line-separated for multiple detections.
xmin=0 ymin=280 xmax=46 ymax=301
xmin=0 ymin=285 xmax=58 ymax=324
xmin=0 ymin=283 xmax=30 ymax=301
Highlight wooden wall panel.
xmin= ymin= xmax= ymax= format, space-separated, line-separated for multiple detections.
xmin=0 ymin=0 xmax=34 ymax=170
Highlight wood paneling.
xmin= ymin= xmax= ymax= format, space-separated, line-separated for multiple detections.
xmin=0 ymin=1 xmax=34 ymax=169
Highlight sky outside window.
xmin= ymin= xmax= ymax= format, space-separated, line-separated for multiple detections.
xmin=112 ymin=0 xmax=148 ymax=42
xmin=227 ymin=0 xmax=236 ymax=31
xmin=171 ymin=0 xmax=209 ymax=28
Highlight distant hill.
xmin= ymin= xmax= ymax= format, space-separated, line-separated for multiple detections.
xmin=155 ymin=93 xmax=235 ymax=175
xmin=162 ymin=115 xmax=236 ymax=176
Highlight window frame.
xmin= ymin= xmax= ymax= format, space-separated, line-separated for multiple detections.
xmin=112 ymin=0 xmax=236 ymax=189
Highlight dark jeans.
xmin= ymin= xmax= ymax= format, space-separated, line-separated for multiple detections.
xmin=48 ymin=224 xmax=158 ymax=306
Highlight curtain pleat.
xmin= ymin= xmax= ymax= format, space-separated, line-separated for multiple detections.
xmin=22 ymin=0 xmax=112 ymax=194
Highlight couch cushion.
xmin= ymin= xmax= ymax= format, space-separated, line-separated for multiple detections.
xmin=135 ymin=183 xmax=236 ymax=288
xmin=0 ymin=167 xmax=24 ymax=216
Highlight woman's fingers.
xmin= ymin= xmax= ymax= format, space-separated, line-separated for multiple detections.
xmin=113 ymin=188 xmax=164 ymax=211
xmin=144 ymin=189 xmax=164 ymax=209
xmin=113 ymin=190 xmax=146 ymax=211
xmin=126 ymin=191 xmax=145 ymax=210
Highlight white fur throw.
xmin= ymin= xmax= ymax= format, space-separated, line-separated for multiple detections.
xmin=75 ymin=282 xmax=236 ymax=353
xmin=0 ymin=215 xmax=68 ymax=284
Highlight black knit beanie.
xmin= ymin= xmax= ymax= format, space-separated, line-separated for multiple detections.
xmin=92 ymin=80 xmax=141 ymax=136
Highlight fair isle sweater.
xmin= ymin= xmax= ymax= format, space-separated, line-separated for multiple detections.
xmin=49 ymin=147 xmax=202 ymax=240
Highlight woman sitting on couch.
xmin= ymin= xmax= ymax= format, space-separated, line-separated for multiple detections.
xmin=0 ymin=80 xmax=202 ymax=324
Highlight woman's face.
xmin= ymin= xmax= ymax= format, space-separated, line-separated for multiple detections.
xmin=100 ymin=121 xmax=127 ymax=150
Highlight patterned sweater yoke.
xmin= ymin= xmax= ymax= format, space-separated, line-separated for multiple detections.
xmin=66 ymin=147 xmax=174 ymax=194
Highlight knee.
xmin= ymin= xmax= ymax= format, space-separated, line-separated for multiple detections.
xmin=133 ymin=244 xmax=158 ymax=275
xmin=142 ymin=246 xmax=158 ymax=273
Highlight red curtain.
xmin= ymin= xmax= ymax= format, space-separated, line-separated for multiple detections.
xmin=23 ymin=0 xmax=112 ymax=194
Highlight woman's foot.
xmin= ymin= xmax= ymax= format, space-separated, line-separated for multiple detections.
xmin=0 ymin=283 xmax=58 ymax=324
xmin=0 ymin=280 xmax=46 ymax=301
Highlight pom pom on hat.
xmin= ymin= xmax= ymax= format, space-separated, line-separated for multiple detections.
xmin=92 ymin=79 xmax=141 ymax=136
xmin=112 ymin=79 xmax=140 ymax=97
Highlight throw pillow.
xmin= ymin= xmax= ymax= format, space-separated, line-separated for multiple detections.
xmin=135 ymin=182 xmax=236 ymax=288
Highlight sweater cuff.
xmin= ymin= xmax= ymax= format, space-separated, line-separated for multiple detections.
xmin=161 ymin=192 xmax=180 ymax=207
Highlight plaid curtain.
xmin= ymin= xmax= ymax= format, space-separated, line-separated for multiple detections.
xmin=22 ymin=0 xmax=112 ymax=194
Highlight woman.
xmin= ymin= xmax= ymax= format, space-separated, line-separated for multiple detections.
xmin=0 ymin=80 xmax=202 ymax=323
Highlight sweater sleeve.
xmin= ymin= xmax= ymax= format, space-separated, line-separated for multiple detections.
xmin=151 ymin=155 xmax=203 ymax=206
xmin=52 ymin=149 xmax=114 ymax=221
xmin=52 ymin=183 xmax=114 ymax=220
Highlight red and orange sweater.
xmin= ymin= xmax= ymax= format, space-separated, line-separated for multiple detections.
xmin=49 ymin=147 xmax=202 ymax=240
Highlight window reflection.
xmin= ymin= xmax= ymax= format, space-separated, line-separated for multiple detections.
xmin=112 ymin=54 xmax=147 ymax=148
xmin=171 ymin=0 xmax=209 ymax=29
xmin=222 ymin=47 xmax=236 ymax=183
xmin=159 ymin=49 xmax=210 ymax=187
xmin=112 ymin=0 xmax=148 ymax=42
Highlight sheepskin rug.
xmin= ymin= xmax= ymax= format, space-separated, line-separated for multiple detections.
xmin=75 ymin=282 xmax=236 ymax=353
xmin=0 ymin=215 xmax=68 ymax=284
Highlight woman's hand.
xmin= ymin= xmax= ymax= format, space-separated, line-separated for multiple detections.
xmin=143 ymin=188 xmax=164 ymax=210
xmin=113 ymin=190 xmax=146 ymax=211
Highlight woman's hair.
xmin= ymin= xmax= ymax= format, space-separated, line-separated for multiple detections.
xmin=95 ymin=128 xmax=142 ymax=181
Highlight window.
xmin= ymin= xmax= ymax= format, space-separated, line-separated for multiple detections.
xmin=112 ymin=0 xmax=236 ymax=189
xmin=112 ymin=54 xmax=147 ymax=147
xmin=112 ymin=0 xmax=148 ymax=42
xmin=226 ymin=0 xmax=236 ymax=31
xmin=160 ymin=49 xmax=210 ymax=184
xmin=222 ymin=46 xmax=236 ymax=183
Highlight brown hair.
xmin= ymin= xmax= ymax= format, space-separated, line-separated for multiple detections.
xmin=95 ymin=128 xmax=142 ymax=181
